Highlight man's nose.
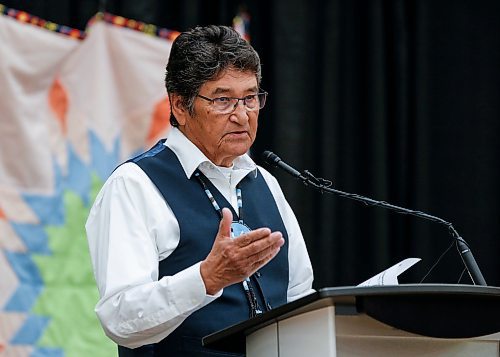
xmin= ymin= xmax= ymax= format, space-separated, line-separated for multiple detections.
xmin=230 ymin=100 xmax=250 ymax=121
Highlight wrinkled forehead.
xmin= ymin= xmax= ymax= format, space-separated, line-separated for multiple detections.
xmin=200 ymin=68 xmax=259 ymax=96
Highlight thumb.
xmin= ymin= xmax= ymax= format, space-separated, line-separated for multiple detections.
xmin=218 ymin=207 xmax=233 ymax=238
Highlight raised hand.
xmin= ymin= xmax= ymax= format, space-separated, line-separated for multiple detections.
xmin=200 ymin=208 xmax=284 ymax=295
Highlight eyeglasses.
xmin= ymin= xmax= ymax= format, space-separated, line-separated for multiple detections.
xmin=196 ymin=92 xmax=268 ymax=114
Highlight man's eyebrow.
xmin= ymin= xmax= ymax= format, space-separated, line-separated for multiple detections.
xmin=212 ymin=88 xmax=231 ymax=95
xmin=211 ymin=86 xmax=259 ymax=95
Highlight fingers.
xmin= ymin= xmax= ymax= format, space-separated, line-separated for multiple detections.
xmin=218 ymin=207 xmax=233 ymax=238
xmin=240 ymin=231 xmax=284 ymax=268
xmin=247 ymin=231 xmax=284 ymax=258
xmin=226 ymin=230 xmax=284 ymax=278
xmin=233 ymin=227 xmax=271 ymax=247
xmin=246 ymin=239 xmax=283 ymax=273
xmin=234 ymin=228 xmax=283 ymax=252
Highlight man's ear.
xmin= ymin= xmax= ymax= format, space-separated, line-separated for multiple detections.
xmin=170 ymin=94 xmax=190 ymax=126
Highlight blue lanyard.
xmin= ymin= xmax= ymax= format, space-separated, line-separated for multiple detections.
xmin=194 ymin=171 xmax=243 ymax=219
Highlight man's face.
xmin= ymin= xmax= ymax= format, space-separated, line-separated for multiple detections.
xmin=173 ymin=68 xmax=259 ymax=167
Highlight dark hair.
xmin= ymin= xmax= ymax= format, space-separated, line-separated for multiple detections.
xmin=165 ymin=25 xmax=262 ymax=126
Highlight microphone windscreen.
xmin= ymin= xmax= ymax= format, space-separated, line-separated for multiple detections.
xmin=262 ymin=151 xmax=280 ymax=165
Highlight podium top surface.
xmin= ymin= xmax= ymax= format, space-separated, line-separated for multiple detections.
xmin=203 ymin=284 xmax=500 ymax=352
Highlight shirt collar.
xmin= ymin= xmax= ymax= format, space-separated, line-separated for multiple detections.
xmin=164 ymin=127 xmax=257 ymax=179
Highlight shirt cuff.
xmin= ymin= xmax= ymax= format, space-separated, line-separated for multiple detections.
xmin=196 ymin=262 xmax=223 ymax=300
xmin=166 ymin=261 xmax=222 ymax=312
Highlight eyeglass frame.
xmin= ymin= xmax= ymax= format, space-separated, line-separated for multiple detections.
xmin=196 ymin=91 xmax=268 ymax=114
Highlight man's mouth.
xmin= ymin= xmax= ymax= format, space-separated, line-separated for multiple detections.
xmin=225 ymin=131 xmax=248 ymax=138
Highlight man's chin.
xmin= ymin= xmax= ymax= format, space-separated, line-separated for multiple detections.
xmin=224 ymin=143 xmax=252 ymax=158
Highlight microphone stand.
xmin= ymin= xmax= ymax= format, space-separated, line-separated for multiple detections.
xmin=298 ymin=170 xmax=487 ymax=286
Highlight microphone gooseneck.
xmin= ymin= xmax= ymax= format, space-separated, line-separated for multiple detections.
xmin=261 ymin=150 xmax=487 ymax=286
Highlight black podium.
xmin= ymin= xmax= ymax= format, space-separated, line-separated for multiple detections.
xmin=203 ymin=284 xmax=500 ymax=356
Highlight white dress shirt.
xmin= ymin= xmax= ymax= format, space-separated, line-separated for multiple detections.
xmin=85 ymin=127 xmax=314 ymax=349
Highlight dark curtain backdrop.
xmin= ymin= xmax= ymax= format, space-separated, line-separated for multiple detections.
xmin=5 ymin=0 xmax=499 ymax=288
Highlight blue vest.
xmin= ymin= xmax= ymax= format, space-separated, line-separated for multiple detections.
xmin=118 ymin=141 xmax=289 ymax=356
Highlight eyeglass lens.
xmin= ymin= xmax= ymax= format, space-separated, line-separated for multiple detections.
xmin=215 ymin=93 xmax=267 ymax=113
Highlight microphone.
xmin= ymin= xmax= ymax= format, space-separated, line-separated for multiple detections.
xmin=262 ymin=151 xmax=308 ymax=181
xmin=261 ymin=150 xmax=487 ymax=286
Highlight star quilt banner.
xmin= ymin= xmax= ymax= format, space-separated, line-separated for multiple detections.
xmin=0 ymin=5 xmax=176 ymax=356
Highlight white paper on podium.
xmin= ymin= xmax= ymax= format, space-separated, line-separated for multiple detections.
xmin=357 ymin=258 xmax=421 ymax=287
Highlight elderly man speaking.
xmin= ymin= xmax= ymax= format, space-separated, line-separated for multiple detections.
xmin=86 ymin=25 xmax=314 ymax=356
